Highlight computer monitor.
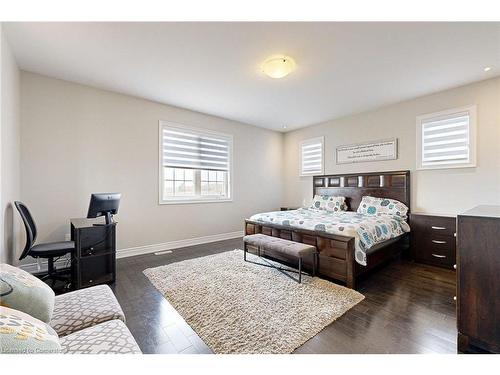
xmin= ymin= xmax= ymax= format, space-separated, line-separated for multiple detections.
xmin=87 ymin=193 xmax=121 ymax=225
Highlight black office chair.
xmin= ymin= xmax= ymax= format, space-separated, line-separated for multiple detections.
xmin=15 ymin=201 xmax=75 ymax=284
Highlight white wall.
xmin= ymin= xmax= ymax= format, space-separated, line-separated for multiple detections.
xmin=20 ymin=72 xmax=283 ymax=254
xmin=283 ymin=77 xmax=500 ymax=215
xmin=0 ymin=24 xmax=21 ymax=264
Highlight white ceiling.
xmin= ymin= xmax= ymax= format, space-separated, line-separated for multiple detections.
xmin=4 ymin=22 xmax=500 ymax=131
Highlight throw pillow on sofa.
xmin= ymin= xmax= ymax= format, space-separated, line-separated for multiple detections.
xmin=0 ymin=263 xmax=55 ymax=323
xmin=0 ymin=306 xmax=61 ymax=354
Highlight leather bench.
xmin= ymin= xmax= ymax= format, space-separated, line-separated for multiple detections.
xmin=243 ymin=233 xmax=317 ymax=283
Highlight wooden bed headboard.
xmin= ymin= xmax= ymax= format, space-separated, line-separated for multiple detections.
xmin=313 ymin=170 xmax=410 ymax=212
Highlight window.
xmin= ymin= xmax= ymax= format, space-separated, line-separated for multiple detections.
xmin=300 ymin=137 xmax=324 ymax=176
xmin=201 ymin=170 xmax=227 ymax=196
xmin=416 ymin=105 xmax=476 ymax=170
xmin=159 ymin=121 xmax=232 ymax=203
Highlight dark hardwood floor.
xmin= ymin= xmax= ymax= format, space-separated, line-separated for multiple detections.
xmin=111 ymin=238 xmax=457 ymax=354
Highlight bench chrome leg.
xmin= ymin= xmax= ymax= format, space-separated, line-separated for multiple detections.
xmin=243 ymin=245 xmax=315 ymax=284
xmin=312 ymin=252 xmax=317 ymax=277
xmin=298 ymin=258 xmax=302 ymax=284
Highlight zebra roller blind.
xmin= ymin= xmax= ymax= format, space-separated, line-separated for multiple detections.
xmin=300 ymin=137 xmax=324 ymax=175
xmin=161 ymin=125 xmax=231 ymax=171
xmin=418 ymin=106 xmax=476 ymax=169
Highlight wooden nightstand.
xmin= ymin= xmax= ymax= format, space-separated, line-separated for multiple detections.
xmin=410 ymin=213 xmax=456 ymax=269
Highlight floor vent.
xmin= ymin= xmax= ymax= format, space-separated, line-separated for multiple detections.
xmin=154 ymin=250 xmax=173 ymax=256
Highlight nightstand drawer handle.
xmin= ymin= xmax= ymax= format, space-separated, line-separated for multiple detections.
xmin=432 ymin=253 xmax=446 ymax=258
xmin=431 ymin=226 xmax=446 ymax=230
xmin=432 ymin=240 xmax=447 ymax=244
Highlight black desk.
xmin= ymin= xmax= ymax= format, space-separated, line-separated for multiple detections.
xmin=70 ymin=218 xmax=116 ymax=290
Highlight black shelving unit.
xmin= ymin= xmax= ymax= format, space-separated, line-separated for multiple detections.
xmin=70 ymin=218 xmax=116 ymax=290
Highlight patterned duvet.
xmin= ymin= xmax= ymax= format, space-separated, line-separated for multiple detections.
xmin=249 ymin=208 xmax=410 ymax=266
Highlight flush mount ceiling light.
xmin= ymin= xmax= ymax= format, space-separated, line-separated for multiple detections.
xmin=261 ymin=56 xmax=296 ymax=79
xmin=484 ymin=66 xmax=492 ymax=72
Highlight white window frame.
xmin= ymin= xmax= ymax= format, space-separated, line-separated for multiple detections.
xmin=416 ymin=105 xmax=477 ymax=170
xmin=299 ymin=136 xmax=324 ymax=176
xmin=158 ymin=121 xmax=233 ymax=205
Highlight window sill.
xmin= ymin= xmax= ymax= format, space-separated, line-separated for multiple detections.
xmin=416 ymin=163 xmax=476 ymax=171
xmin=159 ymin=198 xmax=233 ymax=205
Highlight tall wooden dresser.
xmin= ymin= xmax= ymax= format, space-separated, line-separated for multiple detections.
xmin=457 ymin=206 xmax=500 ymax=353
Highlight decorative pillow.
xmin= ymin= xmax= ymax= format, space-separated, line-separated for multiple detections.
xmin=311 ymin=195 xmax=347 ymax=212
xmin=0 ymin=306 xmax=61 ymax=354
xmin=0 ymin=263 xmax=55 ymax=323
xmin=357 ymin=196 xmax=409 ymax=219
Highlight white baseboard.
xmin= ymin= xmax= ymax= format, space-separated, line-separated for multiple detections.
xmin=18 ymin=231 xmax=244 ymax=272
xmin=19 ymin=256 xmax=71 ymax=274
xmin=116 ymin=231 xmax=244 ymax=259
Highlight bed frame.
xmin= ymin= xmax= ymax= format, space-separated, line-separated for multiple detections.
xmin=244 ymin=170 xmax=411 ymax=289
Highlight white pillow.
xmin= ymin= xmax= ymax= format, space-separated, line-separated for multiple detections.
xmin=311 ymin=195 xmax=347 ymax=212
xmin=357 ymin=196 xmax=408 ymax=219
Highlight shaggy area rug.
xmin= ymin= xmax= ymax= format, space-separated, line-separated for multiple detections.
xmin=143 ymin=250 xmax=364 ymax=354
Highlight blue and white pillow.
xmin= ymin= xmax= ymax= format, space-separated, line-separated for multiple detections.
xmin=0 ymin=306 xmax=61 ymax=354
xmin=311 ymin=195 xmax=347 ymax=212
xmin=357 ymin=196 xmax=408 ymax=219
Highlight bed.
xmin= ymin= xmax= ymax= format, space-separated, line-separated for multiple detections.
xmin=244 ymin=170 xmax=411 ymax=289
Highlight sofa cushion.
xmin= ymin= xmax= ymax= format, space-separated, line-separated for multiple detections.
xmin=59 ymin=319 xmax=141 ymax=354
xmin=50 ymin=284 xmax=125 ymax=337
xmin=0 ymin=306 xmax=61 ymax=354
xmin=0 ymin=263 xmax=55 ymax=323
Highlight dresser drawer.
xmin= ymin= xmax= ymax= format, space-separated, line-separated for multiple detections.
xmin=425 ymin=234 xmax=455 ymax=251
xmin=411 ymin=214 xmax=456 ymax=237
xmin=423 ymin=249 xmax=455 ymax=268
xmin=429 ymin=224 xmax=456 ymax=237
xmin=416 ymin=235 xmax=456 ymax=267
